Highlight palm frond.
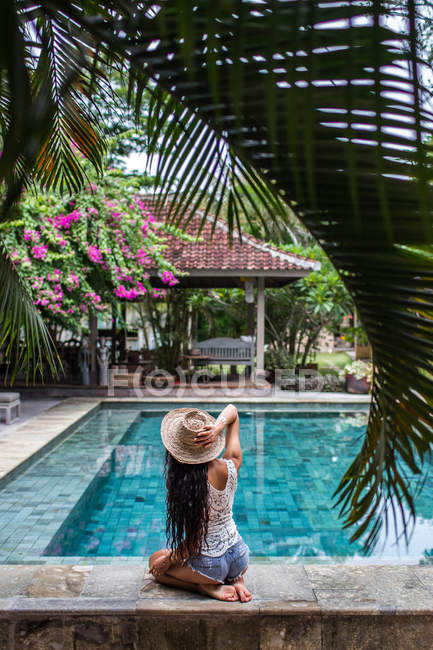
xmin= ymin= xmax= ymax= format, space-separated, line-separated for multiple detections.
xmin=31 ymin=15 xmax=105 ymax=193
xmin=0 ymin=245 xmax=60 ymax=384
xmin=145 ymin=87 xmax=289 ymax=239
xmin=126 ymin=0 xmax=433 ymax=552
xmin=0 ymin=2 xmax=110 ymax=207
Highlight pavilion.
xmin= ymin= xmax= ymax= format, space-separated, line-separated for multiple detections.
xmin=142 ymin=197 xmax=320 ymax=378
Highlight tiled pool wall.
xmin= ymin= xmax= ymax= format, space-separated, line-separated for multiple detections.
xmin=0 ymin=406 xmax=144 ymax=563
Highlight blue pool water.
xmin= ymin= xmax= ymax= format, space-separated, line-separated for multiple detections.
xmin=0 ymin=403 xmax=432 ymax=564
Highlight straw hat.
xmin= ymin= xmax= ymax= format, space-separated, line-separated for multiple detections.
xmin=161 ymin=407 xmax=225 ymax=464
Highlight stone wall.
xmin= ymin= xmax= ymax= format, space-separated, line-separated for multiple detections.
xmin=0 ymin=564 xmax=432 ymax=649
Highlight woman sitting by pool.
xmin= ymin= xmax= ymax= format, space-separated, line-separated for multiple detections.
xmin=149 ymin=404 xmax=252 ymax=602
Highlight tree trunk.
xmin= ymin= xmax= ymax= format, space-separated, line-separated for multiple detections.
xmin=111 ymin=306 xmax=117 ymax=364
xmin=89 ymin=313 xmax=98 ymax=384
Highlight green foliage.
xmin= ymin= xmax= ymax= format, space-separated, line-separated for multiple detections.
xmin=264 ymin=348 xmax=294 ymax=371
xmin=266 ymin=243 xmax=353 ymax=366
xmin=196 ymin=289 xmax=249 ymax=341
xmin=315 ymin=352 xmax=353 ymax=377
xmin=137 ymin=289 xmax=190 ymax=374
xmin=0 ymin=242 xmax=60 ymax=384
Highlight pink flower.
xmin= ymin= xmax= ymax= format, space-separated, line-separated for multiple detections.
xmin=31 ymin=244 xmax=48 ymax=260
xmin=113 ymin=285 xmax=138 ymax=300
xmin=53 ymin=210 xmax=81 ymax=229
xmin=84 ymin=291 xmax=102 ymax=304
xmin=9 ymin=250 xmax=20 ymax=263
xmin=66 ymin=272 xmax=79 ymax=290
xmin=87 ymin=245 xmax=104 ymax=264
xmin=161 ymin=270 xmax=179 ymax=286
xmin=136 ymin=248 xmax=151 ymax=265
xmin=24 ymin=228 xmax=41 ymax=242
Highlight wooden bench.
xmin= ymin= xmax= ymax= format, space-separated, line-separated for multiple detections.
xmin=194 ymin=337 xmax=255 ymax=375
xmin=0 ymin=392 xmax=21 ymax=425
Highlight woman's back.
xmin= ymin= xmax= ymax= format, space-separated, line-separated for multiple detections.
xmin=201 ymin=457 xmax=240 ymax=556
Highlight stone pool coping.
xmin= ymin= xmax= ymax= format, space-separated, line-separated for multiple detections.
xmin=0 ymin=395 xmax=369 ymax=488
xmin=0 ymin=564 xmax=432 ymax=648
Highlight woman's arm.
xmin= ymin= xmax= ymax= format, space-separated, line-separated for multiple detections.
xmin=194 ymin=404 xmax=242 ymax=471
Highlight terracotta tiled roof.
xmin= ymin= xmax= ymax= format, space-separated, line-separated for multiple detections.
xmin=141 ymin=197 xmax=319 ymax=273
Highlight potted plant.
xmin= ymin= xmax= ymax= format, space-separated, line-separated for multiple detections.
xmin=340 ymin=360 xmax=373 ymax=394
xmin=264 ymin=348 xmax=294 ymax=384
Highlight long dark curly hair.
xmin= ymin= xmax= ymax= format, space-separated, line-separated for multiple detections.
xmin=164 ymin=450 xmax=210 ymax=558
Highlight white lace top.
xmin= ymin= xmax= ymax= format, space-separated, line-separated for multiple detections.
xmin=200 ymin=458 xmax=241 ymax=557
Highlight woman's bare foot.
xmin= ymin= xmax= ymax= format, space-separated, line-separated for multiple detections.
xmin=232 ymin=576 xmax=252 ymax=602
xmin=198 ymin=584 xmax=239 ymax=601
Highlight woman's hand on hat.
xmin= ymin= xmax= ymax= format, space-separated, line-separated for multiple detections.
xmin=194 ymin=423 xmax=221 ymax=448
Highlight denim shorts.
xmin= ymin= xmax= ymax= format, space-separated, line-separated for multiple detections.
xmin=185 ymin=538 xmax=250 ymax=584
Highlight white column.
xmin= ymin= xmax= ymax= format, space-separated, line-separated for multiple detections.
xmin=256 ymin=276 xmax=265 ymax=380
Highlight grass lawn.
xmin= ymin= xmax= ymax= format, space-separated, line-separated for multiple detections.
xmin=316 ymin=351 xmax=352 ymax=376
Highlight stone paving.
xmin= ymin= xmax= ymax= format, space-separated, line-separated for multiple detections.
xmin=0 ymin=398 xmax=61 ymax=439
xmin=0 ymin=564 xmax=431 ymax=648
xmin=13 ymin=384 xmax=373 ymax=402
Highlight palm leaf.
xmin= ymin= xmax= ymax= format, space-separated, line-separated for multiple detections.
xmin=31 ymin=15 xmax=105 ymax=192
xmin=0 ymin=245 xmax=60 ymax=384
xmin=123 ymin=0 xmax=433 ymax=552
xmin=0 ymin=2 xmax=110 ymax=207
xmin=145 ymin=87 xmax=289 ymax=238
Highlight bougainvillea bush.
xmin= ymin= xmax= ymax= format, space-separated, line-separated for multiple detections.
xmin=1 ymin=169 xmax=189 ymax=333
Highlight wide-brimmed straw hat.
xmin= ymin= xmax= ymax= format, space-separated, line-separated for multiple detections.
xmin=161 ymin=407 xmax=224 ymax=464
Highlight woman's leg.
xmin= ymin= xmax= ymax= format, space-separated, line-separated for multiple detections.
xmin=164 ymin=564 xmax=238 ymax=601
xmin=150 ymin=561 xmax=237 ymax=601
xmin=148 ymin=548 xmax=170 ymax=570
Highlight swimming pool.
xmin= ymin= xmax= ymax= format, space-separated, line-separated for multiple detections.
xmin=1 ymin=402 xmax=432 ymax=564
